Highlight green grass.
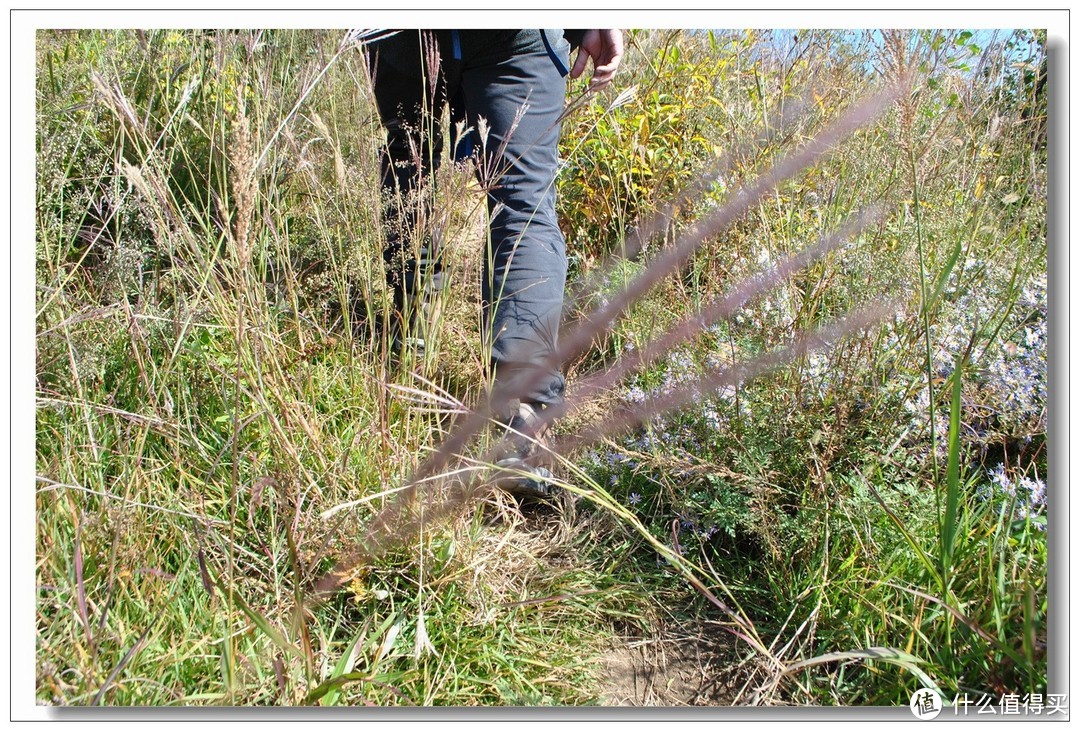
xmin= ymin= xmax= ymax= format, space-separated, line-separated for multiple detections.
xmin=36 ymin=28 xmax=1047 ymax=706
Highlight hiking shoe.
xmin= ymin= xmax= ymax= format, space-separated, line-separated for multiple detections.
xmin=492 ymin=462 xmax=557 ymax=501
xmin=492 ymin=401 xmax=558 ymax=500
xmin=495 ymin=401 xmax=550 ymax=463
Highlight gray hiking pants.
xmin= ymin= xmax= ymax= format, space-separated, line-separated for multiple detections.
xmin=367 ymin=29 xmax=571 ymax=408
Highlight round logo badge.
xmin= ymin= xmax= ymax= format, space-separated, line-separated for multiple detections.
xmin=910 ymin=687 xmax=944 ymax=719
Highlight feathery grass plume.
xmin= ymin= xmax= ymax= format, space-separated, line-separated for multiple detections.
xmin=229 ymin=101 xmax=256 ymax=267
xmin=880 ymin=30 xmax=918 ymax=152
xmin=560 ymin=301 xmax=898 ymax=456
xmin=456 ymin=209 xmax=890 ymax=512
xmin=553 ymin=208 xmax=886 ymax=426
xmin=429 ymin=80 xmax=906 ymax=484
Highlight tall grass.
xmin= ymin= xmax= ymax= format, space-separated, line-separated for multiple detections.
xmin=35 ymin=27 xmax=1046 ymax=706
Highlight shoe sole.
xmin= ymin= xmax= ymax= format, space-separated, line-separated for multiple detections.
xmin=492 ymin=459 xmax=557 ymax=500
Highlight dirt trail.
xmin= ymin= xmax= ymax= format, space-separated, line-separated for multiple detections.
xmin=599 ymin=624 xmax=746 ymax=706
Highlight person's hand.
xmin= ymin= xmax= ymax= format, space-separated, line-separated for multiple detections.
xmin=570 ymin=29 xmax=624 ymax=90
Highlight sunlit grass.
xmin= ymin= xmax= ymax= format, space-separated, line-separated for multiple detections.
xmin=35 ymin=27 xmax=1046 ymax=706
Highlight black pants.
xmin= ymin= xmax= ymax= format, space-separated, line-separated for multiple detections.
xmin=367 ymin=29 xmax=570 ymax=408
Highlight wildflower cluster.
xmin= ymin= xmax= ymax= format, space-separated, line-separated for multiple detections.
xmin=618 ymin=346 xmax=738 ymax=457
xmin=903 ymin=266 xmax=1046 ymax=464
xmin=977 ymin=463 xmax=1047 ymax=530
xmin=983 ymin=273 xmax=1047 ymax=435
xmin=578 ymin=342 xmax=755 ymax=564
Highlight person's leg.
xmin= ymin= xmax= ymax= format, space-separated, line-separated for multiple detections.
xmin=367 ymin=31 xmax=448 ymax=346
xmin=456 ymin=31 xmax=570 ymax=410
